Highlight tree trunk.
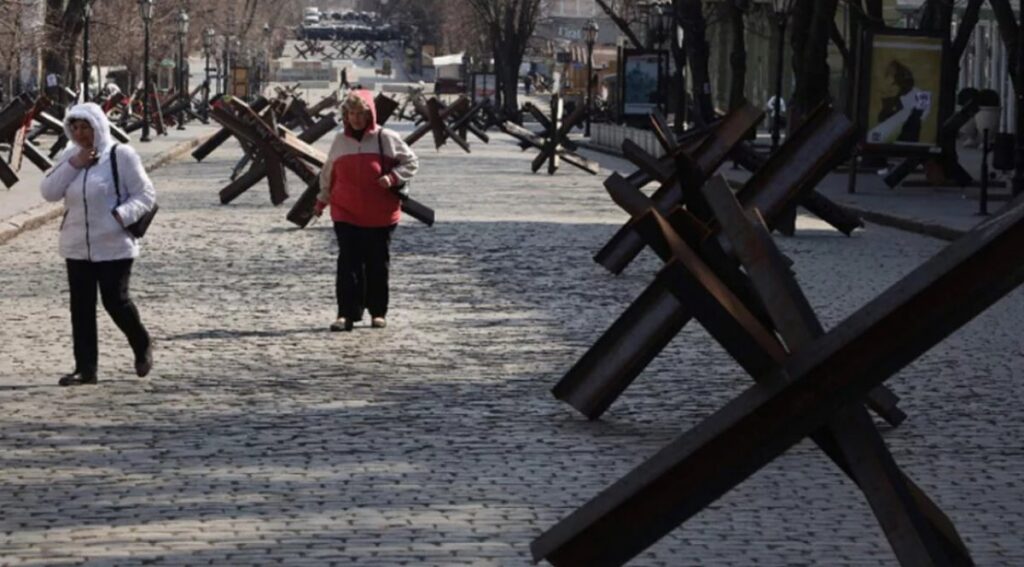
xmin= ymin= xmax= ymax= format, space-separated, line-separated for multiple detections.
xmin=42 ymin=0 xmax=87 ymax=89
xmin=677 ymin=0 xmax=715 ymax=125
xmin=725 ymin=1 xmax=747 ymax=110
xmin=919 ymin=0 xmax=953 ymax=33
xmin=790 ymin=0 xmax=837 ymax=128
xmin=989 ymin=0 xmax=1019 ymax=89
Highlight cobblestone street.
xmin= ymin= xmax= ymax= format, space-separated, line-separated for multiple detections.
xmin=2 ymin=125 xmax=1023 ymax=565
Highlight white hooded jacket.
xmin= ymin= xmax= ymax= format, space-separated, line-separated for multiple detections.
xmin=40 ymin=103 xmax=156 ymax=261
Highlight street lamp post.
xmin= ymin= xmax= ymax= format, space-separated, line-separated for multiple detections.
xmin=1014 ymin=0 xmax=1024 ymax=197
xmin=223 ymin=35 xmax=237 ymax=96
xmin=583 ymin=20 xmax=598 ymax=138
xmin=202 ymin=27 xmax=214 ymax=122
xmin=138 ymin=0 xmax=154 ymax=142
xmin=81 ymin=1 xmax=92 ymax=101
xmin=176 ymin=9 xmax=189 ymax=130
xmin=770 ymin=0 xmax=797 ymax=154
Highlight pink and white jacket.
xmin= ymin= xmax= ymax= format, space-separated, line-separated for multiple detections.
xmin=317 ymin=89 xmax=418 ymax=227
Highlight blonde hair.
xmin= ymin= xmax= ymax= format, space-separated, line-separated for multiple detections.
xmin=342 ymin=93 xmax=372 ymax=115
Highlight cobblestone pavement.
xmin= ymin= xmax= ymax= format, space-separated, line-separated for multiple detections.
xmin=1 ymin=125 xmax=1023 ymax=565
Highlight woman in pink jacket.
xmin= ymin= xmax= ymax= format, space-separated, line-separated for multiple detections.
xmin=314 ymin=90 xmax=418 ymax=331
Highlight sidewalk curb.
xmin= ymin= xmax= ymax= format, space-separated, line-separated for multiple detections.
xmin=575 ymin=140 xmax=966 ymax=242
xmin=0 ymin=133 xmax=213 ymax=246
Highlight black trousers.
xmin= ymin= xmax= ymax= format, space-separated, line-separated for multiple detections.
xmin=333 ymin=222 xmax=396 ymax=320
xmin=66 ymin=259 xmax=150 ymax=374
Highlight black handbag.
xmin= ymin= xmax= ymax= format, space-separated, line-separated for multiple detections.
xmin=110 ymin=143 xmax=158 ymax=238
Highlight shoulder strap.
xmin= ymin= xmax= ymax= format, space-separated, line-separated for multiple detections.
xmin=377 ymin=130 xmax=392 ymax=174
xmin=110 ymin=143 xmax=122 ymax=205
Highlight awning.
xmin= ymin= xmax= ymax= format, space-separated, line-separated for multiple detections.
xmin=429 ymin=52 xmax=466 ymax=67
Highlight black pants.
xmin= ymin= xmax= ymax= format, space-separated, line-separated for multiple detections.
xmin=66 ymin=259 xmax=150 ymax=374
xmin=333 ymin=222 xmax=396 ymax=320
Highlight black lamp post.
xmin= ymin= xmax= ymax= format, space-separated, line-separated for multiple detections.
xmin=138 ymin=0 xmax=153 ymax=142
xmin=202 ymin=27 xmax=214 ymax=121
xmin=770 ymin=0 xmax=796 ymax=154
xmin=176 ymin=9 xmax=189 ymax=130
xmin=223 ymin=35 xmax=237 ymax=96
xmin=1014 ymin=0 xmax=1024 ymax=197
xmin=81 ymin=1 xmax=92 ymax=101
xmin=583 ymin=19 xmax=598 ymax=138
xmin=222 ymin=35 xmax=230 ymax=95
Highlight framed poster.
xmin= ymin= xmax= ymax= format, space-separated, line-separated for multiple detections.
xmin=620 ymin=49 xmax=667 ymax=117
xmin=858 ymin=28 xmax=950 ymax=155
xmin=471 ymin=72 xmax=496 ymax=101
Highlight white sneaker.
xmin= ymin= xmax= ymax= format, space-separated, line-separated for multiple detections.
xmin=330 ymin=317 xmax=353 ymax=332
xmin=371 ymin=316 xmax=387 ymax=328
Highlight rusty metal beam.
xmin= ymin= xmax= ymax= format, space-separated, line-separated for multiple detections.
xmin=535 ymin=194 xmax=1024 ymax=565
xmin=594 ymin=104 xmax=762 ymax=274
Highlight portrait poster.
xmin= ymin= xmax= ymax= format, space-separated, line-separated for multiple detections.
xmin=621 ymin=50 xmax=665 ymax=116
xmin=861 ymin=30 xmax=947 ymax=153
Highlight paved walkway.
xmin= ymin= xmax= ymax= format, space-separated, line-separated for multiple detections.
xmin=1 ymin=118 xmax=1023 ymax=565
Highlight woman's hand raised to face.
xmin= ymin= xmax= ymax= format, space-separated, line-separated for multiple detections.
xmin=68 ymin=148 xmax=98 ymax=169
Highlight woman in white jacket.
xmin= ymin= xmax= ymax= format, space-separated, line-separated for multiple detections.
xmin=40 ymin=102 xmax=156 ymax=386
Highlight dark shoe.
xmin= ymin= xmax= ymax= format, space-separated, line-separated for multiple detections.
xmin=135 ymin=345 xmax=153 ymax=377
xmin=58 ymin=371 xmax=98 ymax=386
xmin=330 ymin=317 xmax=354 ymax=332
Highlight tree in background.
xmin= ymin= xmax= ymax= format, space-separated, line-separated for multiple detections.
xmin=465 ymin=0 xmax=543 ymax=118
xmin=789 ymin=0 xmax=838 ymax=127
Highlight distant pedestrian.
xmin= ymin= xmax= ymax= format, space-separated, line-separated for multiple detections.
xmin=523 ymin=75 xmax=531 ymax=95
xmin=313 ymin=90 xmax=418 ymax=331
xmin=39 ymin=103 xmax=156 ymax=386
xmin=340 ymin=67 xmax=350 ymax=90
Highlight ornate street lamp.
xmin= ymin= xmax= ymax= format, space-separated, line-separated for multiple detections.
xmin=81 ymin=1 xmax=92 ymax=101
xmin=202 ymin=27 xmax=214 ymax=121
xmin=583 ymin=19 xmax=598 ymax=138
xmin=138 ymin=0 xmax=154 ymax=142
xmin=176 ymin=9 xmax=189 ymax=130
xmin=770 ymin=0 xmax=797 ymax=154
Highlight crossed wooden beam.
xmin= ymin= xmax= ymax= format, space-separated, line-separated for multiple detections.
xmin=210 ymin=97 xmax=339 ymax=206
xmin=0 ymin=94 xmax=54 ymax=188
xmin=499 ymin=94 xmax=598 ymax=175
xmin=594 ymin=104 xmax=863 ymax=276
xmin=226 ymin=93 xmax=341 ymax=182
xmin=122 ymin=83 xmax=171 ymax=137
xmin=295 ymin=39 xmax=326 ymax=60
xmin=530 ymin=173 xmax=1024 ymax=565
xmin=403 ymin=95 xmax=479 ymax=153
xmin=553 ymin=106 xmax=905 ymax=428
